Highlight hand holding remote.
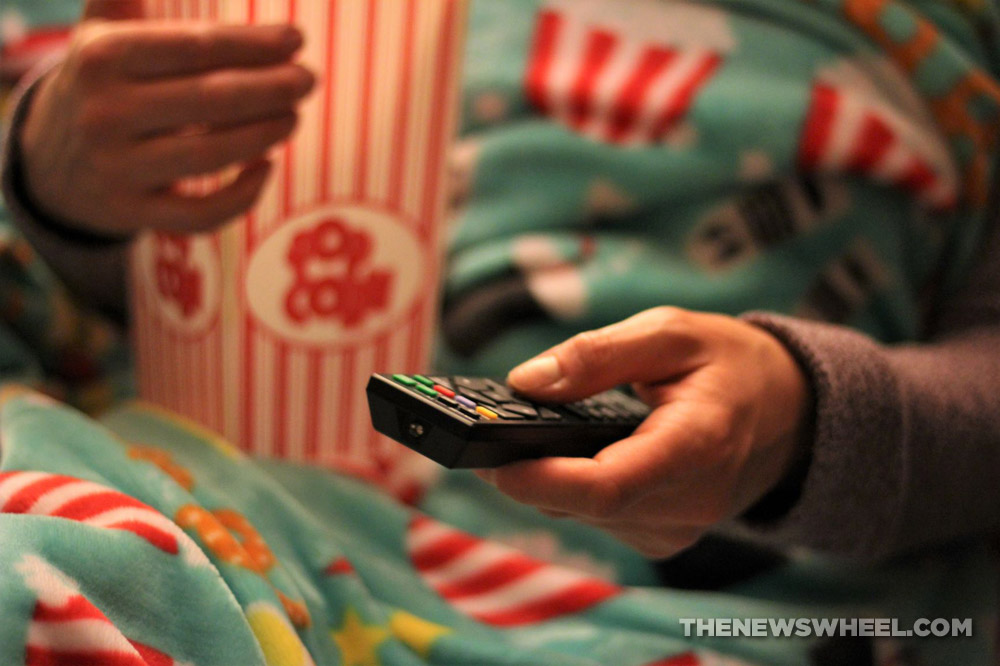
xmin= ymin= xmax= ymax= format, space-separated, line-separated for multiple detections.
xmin=478 ymin=306 xmax=811 ymax=559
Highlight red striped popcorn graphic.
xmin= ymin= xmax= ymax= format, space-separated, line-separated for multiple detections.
xmin=526 ymin=0 xmax=731 ymax=145
xmin=407 ymin=515 xmax=621 ymax=626
xmin=16 ymin=555 xmax=185 ymax=666
xmin=799 ymin=62 xmax=959 ymax=209
xmin=131 ymin=1 xmax=468 ymax=480
xmin=0 ymin=471 xmax=189 ymax=557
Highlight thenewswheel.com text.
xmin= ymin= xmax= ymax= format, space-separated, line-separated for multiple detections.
xmin=679 ymin=618 xmax=973 ymax=638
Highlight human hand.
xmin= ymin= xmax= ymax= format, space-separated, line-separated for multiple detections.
xmin=19 ymin=0 xmax=316 ymax=236
xmin=478 ymin=307 xmax=811 ymax=558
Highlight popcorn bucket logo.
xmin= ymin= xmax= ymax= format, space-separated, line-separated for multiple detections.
xmin=136 ymin=232 xmax=221 ymax=335
xmin=246 ymin=207 xmax=425 ymax=346
xmin=285 ymin=218 xmax=391 ymax=329
xmin=155 ymin=235 xmax=202 ymax=318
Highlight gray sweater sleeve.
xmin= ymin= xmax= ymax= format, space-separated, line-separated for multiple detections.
xmin=1 ymin=64 xmax=131 ymax=323
xmin=740 ymin=211 xmax=1000 ymax=561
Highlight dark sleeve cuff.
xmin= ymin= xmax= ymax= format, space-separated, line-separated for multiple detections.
xmin=2 ymin=63 xmax=131 ymax=323
xmin=735 ymin=312 xmax=907 ymax=561
xmin=3 ymin=73 xmax=133 ymax=248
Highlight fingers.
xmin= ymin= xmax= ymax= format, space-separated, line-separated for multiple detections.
xmin=147 ymin=159 xmax=273 ymax=233
xmin=507 ymin=307 xmax=709 ymax=402
xmin=481 ymin=402 xmax=738 ymax=520
xmin=124 ymin=63 xmax=315 ymax=136
xmin=118 ymin=24 xmax=304 ymax=79
xmin=481 ymin=459 xmax=708 ymax=559
xmin=83 ymin=0 xmax=144 ymax=20
xmin=74 ymin=23 xmax=304 ymax=80
xmin=128 ymin=113 xmax=298 ymax=188
xmin=481 ymin=448 xmax=642 ymax=518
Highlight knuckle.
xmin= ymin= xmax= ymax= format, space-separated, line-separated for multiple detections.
xmin=566 ymin=328 xmax=615 ymax=371
xmin=701 ymin=405 xmax=738 ymax=451
xmin=646 ymin=306 xmax=688 ymax=330
xmin=697 ymin=403 xmax=741 ymax=448
xmin=73 ymin=30 xmax=123 ymax=77
xmin=646 ymin=306 xmax=701 ymax=347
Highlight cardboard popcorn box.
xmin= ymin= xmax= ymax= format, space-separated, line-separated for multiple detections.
xmin=131 ymin=0 xmax=468 ymax=496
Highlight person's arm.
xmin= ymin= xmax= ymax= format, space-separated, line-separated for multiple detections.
xmin=738 ymin=211 xmax=1000 ymax=560
xmin=481 ymin=213 xmax=1000 ymax=563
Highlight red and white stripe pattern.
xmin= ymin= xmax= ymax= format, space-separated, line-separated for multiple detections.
xmin=133 ymin=0 xmax=468 ymax=476
xmin=799 ymin=80 xmax=958 ymax=209
xmin=407 ymin=515 xmax=621 ymax=627
xmin=16 ymin=554 xmax=184 ymax=666
xmin=1 ymin=471 xmax=183 ymax=556
xmin=525 ymin=1 xmax=726 ymax=145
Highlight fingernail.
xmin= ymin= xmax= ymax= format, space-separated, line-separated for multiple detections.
xmin=508 ymin=356 xmax=562 ymax=391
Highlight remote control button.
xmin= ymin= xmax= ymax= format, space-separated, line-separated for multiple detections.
xmin=585 ymin=405 xmax=611 ymax=421
xmin=538 ymin=407 xmax=563 ymax=420
xmin=437 ymin=395 xmax=459 ymax=409
xmin=413 ymin=375 xmax=435 ymax=387
xmin=433 ymin=385 xmax=456 ymax=398
xmin=476 ymin=406 xmax=499 ymax=420
xmin=599 ymin=407 xmax=621 ymax=421
xmin=500 ymin=403 xmax=538 ymax=418
xmin=393 ymin=374 xmax=418 ymax=387
xmin=490 ymin=406 xmax=526 ymax=420
xmin=599 ymin=404 xmax=630 ymax=420
xmin=416 ymin=385 xmax=439 ymax=399
xmin=603 ymin=392 xmax=649 ymax=417
xmin=455 ymin=395 xmax=477 ymax=410
xmin=482 ymin=381 xmax=516 ymax=401
xmin=455 ymin=377 xmax=492 ymax=392
xmin=563 ymin=403 xmax=592 ymax=420
xmin=458 ymin=406 xmax=481 ymax=420
xmin=430 ymin=376 xmax=453 ymax=389
xmin=459 ymin=389 xmax=497 ymax=407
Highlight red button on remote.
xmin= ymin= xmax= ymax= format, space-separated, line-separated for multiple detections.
xmin=433 ymin=385 xmax=456 ymax=398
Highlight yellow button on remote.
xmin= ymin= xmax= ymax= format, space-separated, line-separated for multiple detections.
xmin=476 ymin=406 xmax=498 ymax=420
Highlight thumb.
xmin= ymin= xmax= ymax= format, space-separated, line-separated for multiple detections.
xmin=506 ymin=307 xmax=705 ymax=401
xmin=83 ymin=0 xmax=145 ymax=20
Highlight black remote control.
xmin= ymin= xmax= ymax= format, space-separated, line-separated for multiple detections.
xmin=365 ymin=373 xmax=650 ymax=468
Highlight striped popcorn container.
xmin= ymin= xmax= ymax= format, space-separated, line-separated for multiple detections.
xmin=130 ymin=0 xmax=468 ymax=492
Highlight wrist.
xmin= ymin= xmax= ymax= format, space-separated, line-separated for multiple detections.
xmin=745 ymin=325 xmax=817 ymax=523
xmin=12 ymin=77 xmax=132 ymax=247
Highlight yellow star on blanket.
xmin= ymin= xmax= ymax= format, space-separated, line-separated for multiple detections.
xmin=331 ymin=608 xmax=389 ymax=666
xmin=389 ymin=610 xmax=452 ymax=658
